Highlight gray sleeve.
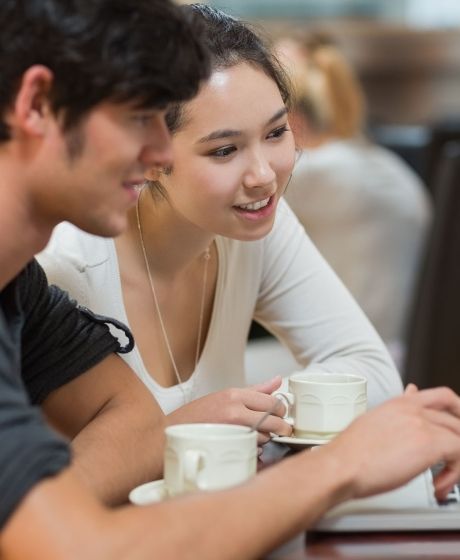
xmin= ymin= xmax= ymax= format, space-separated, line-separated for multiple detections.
xmin=0 ymin=306 xmax=70 ymax=529
xmin=20 ymin=260 xmax=133 ymax=404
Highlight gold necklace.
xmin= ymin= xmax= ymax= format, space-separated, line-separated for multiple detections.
xmin=135 ymin=189 xmax=210 ymax=402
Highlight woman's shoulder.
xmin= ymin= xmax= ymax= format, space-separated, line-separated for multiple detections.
xmin=37 ymin=224 xmax=116 ymax=305
xmin=41 ymin=222 xmax=112 ymax=268
xmin=267 ymin=197 xmax=306 ymax=241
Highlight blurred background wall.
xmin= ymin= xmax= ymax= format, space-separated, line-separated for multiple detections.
xmin=179 ymin=0 xmax=460 ymax=127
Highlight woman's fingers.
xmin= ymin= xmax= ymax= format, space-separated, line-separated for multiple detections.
xmin=236 ymin=389 xmax=287 ymax=418
xmin=250 ymin=411 xmax=292 ymax=437
xmin=257 ymin=432 xmax=271 ymax=445
xmin=249 ymin=376 xmax=283 ymax=395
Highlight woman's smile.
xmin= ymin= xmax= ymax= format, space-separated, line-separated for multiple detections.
xmin=232 ymin=194 xmax=276 ymax=221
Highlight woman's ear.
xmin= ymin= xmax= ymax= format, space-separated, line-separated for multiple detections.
xmin=288 ymin=111 xmax=307 ymax=144
xmin=13 ymin=65 xmax=54 ymax=137
xmin=144 ymin=167 xmax=161 ymax=181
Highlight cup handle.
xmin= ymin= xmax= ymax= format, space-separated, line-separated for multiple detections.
xmin=183 ymin=449 xmax=205 ymax=486
xmin=273 ymin=392 xmax=295 ymax=424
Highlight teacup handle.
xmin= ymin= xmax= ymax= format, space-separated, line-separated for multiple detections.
xmin=273 ymin=392 xmax=295 ymax=424
xmin=183 ymin=449 xmax=205 ymax=487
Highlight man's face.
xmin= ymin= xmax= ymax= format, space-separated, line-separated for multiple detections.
xmin=36 ymin=102 xmax=173 ymax=237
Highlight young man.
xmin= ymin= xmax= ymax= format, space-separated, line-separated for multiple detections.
xmin=1 ymin=1 xmax=460 ymax=559
xmin=0 ymin=0 xmax=209 ymax=516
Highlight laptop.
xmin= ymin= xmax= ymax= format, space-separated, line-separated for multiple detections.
xmin=314 ymin=468 xmax=460 ymax=532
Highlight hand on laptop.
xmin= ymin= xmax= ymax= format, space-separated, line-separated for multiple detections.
xmin=404 ymin=383 xmax=419 ymax=395
xmin=320 ymin=386 xmax=460 ymax=502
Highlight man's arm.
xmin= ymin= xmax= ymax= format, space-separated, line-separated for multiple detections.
xmin=0 ymin=448 xmax=350 ymax=560
xmin=4 ymin=387 xmax=460 ymax=560
xmin=42 ymin=353 xmax=166 ymax=505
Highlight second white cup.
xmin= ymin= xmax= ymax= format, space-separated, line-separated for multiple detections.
xmin=275 ymin=372 xmax=367 ymax=440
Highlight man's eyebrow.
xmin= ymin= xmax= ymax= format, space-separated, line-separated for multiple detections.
xmin=197 ymin=107 xmax=288 ymax=144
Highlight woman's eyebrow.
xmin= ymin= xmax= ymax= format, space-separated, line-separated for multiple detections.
xmin=267 ymin=107 xmax=288 ymax=125
xmin=197 ymin=128 xmax=241 ymax=144
xmin=197 ymin=107 xmax=288 ymax=144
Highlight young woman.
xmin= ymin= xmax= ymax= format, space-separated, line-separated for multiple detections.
xmin=39 ymin=4 xmax=402 ymax=440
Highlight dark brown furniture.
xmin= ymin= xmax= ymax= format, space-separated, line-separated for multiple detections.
xmin=403 ymin=141 xmax=460 ymax=393
xmin=271 ymin=530 xmax=460 ymax=559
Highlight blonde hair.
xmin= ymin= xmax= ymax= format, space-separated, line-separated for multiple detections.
xmin=291 ymin=35 xmax=365 ymax=139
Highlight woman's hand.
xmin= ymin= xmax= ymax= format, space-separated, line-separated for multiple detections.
xmin=166 ymin=376 xmax=292 ymax=445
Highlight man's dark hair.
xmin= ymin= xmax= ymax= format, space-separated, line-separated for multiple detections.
xmin=0 ymin=0 xmax=210 ymax=142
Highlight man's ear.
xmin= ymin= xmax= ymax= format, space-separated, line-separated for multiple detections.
xmin=13 ymin=65 xmax=55 ymax=137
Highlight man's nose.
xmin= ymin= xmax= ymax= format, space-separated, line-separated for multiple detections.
xmin=139 ymin=115 xmax=173 ymax=170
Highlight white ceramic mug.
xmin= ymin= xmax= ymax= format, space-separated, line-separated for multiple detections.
xmin=275 ymin=373 xmax=367 ymax=440
xmin=164 ymin=423 xmax=257 ymax=496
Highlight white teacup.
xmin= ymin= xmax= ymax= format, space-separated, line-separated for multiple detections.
xmin=164 ymin=423 xmax=257 ymax=497
xmin=275 ymin=373 xmax=367 ymax=440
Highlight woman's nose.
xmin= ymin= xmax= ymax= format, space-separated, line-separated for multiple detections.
xmin=242 ymin=151 xmax=276 ymax=189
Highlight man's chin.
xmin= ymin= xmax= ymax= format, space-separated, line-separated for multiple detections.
xmin=75 ymin=214 xmax=128 ymax=238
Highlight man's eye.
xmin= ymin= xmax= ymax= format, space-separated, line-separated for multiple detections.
xmin=209 ymin=145 xmax=237 ymax=158
xmin=132 ymin=115 xmax=152 ymax=127
xmin=267 ymin=124 xmax=289 ymax=139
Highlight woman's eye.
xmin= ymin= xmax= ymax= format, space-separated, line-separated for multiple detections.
xmin=267 ymin=124 xmax=289 ymax=139
xmin=209 ymin=145 xmax=237 ymax=158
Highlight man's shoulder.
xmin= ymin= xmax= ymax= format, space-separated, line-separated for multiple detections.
xmin=14 ymin=259 xmax=46 ymax=296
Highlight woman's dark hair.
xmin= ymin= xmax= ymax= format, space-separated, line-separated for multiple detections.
xmin=165 ymin=3 xmax=292 ymax=134
xmin=0 ymin=0 xmax=210 ymax=142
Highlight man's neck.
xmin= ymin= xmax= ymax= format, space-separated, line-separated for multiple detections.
xmin=0 ymin=182 xmax=52 ymax=290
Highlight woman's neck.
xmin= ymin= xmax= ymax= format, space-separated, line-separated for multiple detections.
xmin=118 ymin=187 xmax=215 ymax=280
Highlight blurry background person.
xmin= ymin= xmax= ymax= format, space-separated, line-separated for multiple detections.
xmin=276 ymin=34 xmax=433 ymax=369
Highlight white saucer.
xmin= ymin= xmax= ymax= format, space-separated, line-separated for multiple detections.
xmin=271 ymin=435 xmax=330 ymax=449
xmin=129 ymin=479 xmax=169 ymax=505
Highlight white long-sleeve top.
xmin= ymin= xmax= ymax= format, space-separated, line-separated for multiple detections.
xmin=285 ymin=139 xmax=432 ymax=356
xmin=38 ymin=199 xmax=403 ymax=414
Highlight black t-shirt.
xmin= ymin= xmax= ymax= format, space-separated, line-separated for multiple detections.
xmin=0 ymin=259 xmax=132 ymax=528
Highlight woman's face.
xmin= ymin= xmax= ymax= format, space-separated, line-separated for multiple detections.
xmin=158 ymin=62 xmax=296 ymax=241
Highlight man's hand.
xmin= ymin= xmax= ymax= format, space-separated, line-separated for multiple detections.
xmin=321 ymin=386 xmax=460 ymax=502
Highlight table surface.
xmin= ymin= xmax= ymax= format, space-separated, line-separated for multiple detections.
xmin=282 ymin=530 xmax=460 ymax=559
xmin=260 ymin=443 xmax=460 ymax=559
